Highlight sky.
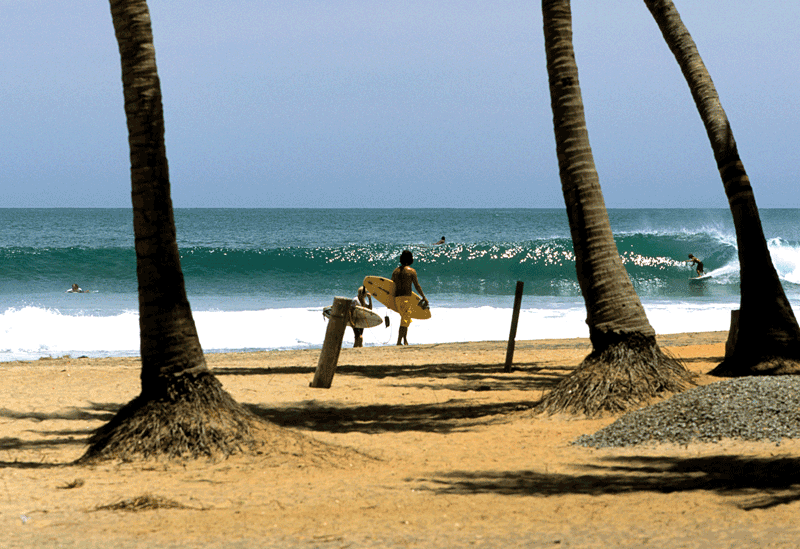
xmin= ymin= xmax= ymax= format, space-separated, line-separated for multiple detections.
xmin=2 ymin=1 xmax=799 ymax=209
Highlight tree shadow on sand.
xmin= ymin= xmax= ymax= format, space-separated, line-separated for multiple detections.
xmin=425 ymin=454 xmax=800 ymax=510
xmin=247 ymin=398 xmax=539 ymax=435
xmin=0 ymin=404 xmax=119 ymax=423
xmin=681 ymin=356 xmax=725 ymax=365
xmin=341 ymin=363 xmax=575 ymax=394
xmin=0 ymin=403 xmax=120 ymax=469
xmin=216 ymin=362 xmax=574 ymax=394
xmin=242 ymin=362 xmax=576 ymax=434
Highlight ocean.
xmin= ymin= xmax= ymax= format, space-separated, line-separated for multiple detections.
xmin=2 ymin=208 xmax=800 ymax=362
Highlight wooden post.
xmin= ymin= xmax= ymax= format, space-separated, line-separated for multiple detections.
xmin=725 ymin=309 xmax=740 ymax=359
xmin=311 ymin=296 xmax=350 ymax=388
xmin=504 ymin=281 xmax=524 ymax=372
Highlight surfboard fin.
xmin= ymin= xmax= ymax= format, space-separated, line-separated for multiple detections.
xmin=384 ymin=316 xmax=390 ymax=328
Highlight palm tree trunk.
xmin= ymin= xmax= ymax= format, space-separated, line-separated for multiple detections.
xmin=539 ymin=0 xmax=692 ymax=415
xmin=109 ymin=0 xmax=206 ymax=391
xmin=644 ymin=0 xmax=800 ymax=375
xmin=81 ymin=0 xmax=260 ymax=461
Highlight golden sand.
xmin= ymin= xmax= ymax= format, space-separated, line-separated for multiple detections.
xmin=3 ymin=331 xmax=800 ymax=548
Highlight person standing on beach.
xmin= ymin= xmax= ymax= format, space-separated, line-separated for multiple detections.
xmin=392 ymin=250 xmax=429 ymax=345
xmin=351 ymin=285 xmax=372 ymax=348
xmin=687 ymin=254 xmax=704 ymax=277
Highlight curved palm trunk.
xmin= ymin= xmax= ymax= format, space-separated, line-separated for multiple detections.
xmin=81 ymin=0 xmax=259 ymax=461
xmin=539 ymin=0 xmax=692 ymax=415
xmin=113 ymin=0 xmax=205 ymax=391
xmin=644 ymin=0 xmax=800 ymax=376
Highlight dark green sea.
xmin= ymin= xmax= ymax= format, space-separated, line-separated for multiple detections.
xmin=2 ymin=208 xmax=799 ymax=360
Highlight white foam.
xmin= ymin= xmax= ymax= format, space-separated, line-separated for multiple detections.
xmin=0 ymin=306 xmax=140 ymax=361
xmin=699 ymin=238 xmax=800 ymax=287
xmin=642 ymin=302 xmax=738 ymax=335
xmin=0 ymin=301 xmax=750 ymax=361
xmin=768 ymin=238 xmax=800 ymax=285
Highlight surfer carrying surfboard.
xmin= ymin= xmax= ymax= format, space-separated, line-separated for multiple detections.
xmin=351 ymin=285 xmax=373 ymax=347
xmin=687 ymin=254 xmax=704 ymax=277
xmin=392 ymin=250 xmax=429 ymax=346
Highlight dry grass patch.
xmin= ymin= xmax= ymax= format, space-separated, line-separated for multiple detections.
xmin=94 ymin=493 xmax=195 ymax=512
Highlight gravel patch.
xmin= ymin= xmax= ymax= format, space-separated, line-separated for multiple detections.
xmin=574 ymin=377 xmax=800 ymax=447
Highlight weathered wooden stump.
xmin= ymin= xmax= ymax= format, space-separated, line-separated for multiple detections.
xmin=311 ymin=296 xmax=350 ymax=388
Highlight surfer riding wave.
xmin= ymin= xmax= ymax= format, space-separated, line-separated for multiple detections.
xmin=687 ymin=254 xmax=704 ymax=277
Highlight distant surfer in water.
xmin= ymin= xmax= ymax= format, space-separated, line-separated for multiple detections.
xmin=66 ymin=283 xmax=85 ymax=293
xmin=392 ymin=250 xmax=429 ymax=345
xmin=351 ymin=285 xmax=372 ymax=348
xmin=687 ymin=254 xmax=704 ymax=277
xmin=434 ymin=236 xmax=446 ymax=245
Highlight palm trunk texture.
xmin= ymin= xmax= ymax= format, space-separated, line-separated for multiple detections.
xmin=81 ymin=0 xmax=260 ymax=461
xmin=538 ymin=0 xmax=692 ymax=415
xmin=644 ymin=0 xmax=800 ymax=376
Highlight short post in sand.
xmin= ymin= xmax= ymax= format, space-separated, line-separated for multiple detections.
xmin=504 ymin=281 xmax=524 ymax=372
xmin=725 ymin=309 xmax=740 ymax=359
xmin=311 ymin=296 xmax=350 ymax=388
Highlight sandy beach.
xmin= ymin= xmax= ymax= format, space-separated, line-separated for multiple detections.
xmin=4 ymin=331 xmax=800 ymax=548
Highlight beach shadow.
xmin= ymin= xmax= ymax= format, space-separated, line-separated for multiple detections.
xmin=0 ymin=456 xmax=68 ymax=469
xmin=213 ymin=363 xmax=512 ymax=378
xmin=0 ymin=403 xmax=119 ymax=423
xmin=247 ymin=398 xmax=539 ymax=435
xmin=213 ymin=365 xmax=314 ymax=376
xmin=681 ymin=356 xmax=725 ymax=364
xmin=0 ymin=435 xmax=88 ymax=452
xmin=240 ymin=362 xmax=567 ymax=433
xmin=425 ymin=455 xmax=800 ymax=510
xmin=0 ymin=403 xmax=120 ymax=468
xmin=0 ymin=434 xmax=88 ymax=469
xmin=216 ymin=362 xmax=573 ymax=394
xmin=341 ymin=363 xmax=572 ymax=394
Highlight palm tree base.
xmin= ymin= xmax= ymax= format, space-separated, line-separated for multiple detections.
xmin=537 ymin=334 xmax=695 ymax=417
xmin=79 ymin=372 xmax=263 ymax=462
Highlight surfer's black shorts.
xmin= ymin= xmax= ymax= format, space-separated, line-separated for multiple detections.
xmin=353 ymin=327 xmax=364 ymax=336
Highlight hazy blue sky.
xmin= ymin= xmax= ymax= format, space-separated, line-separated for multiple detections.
xmin=2 ymin=1 xmax=798 ymax=208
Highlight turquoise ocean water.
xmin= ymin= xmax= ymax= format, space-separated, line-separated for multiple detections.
xmin=2 ymin=208 xmax=800 ymax=361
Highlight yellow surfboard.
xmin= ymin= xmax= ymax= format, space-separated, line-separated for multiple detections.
xmin=363 ymin=276 xmax=431 ymax=320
